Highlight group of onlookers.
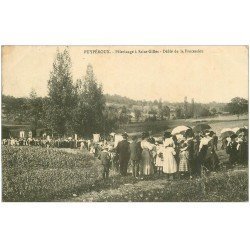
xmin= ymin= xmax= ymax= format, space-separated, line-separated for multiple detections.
xmin=98 ymin=129 xmax=248 ymax=180
xmin=226 ymin=133 xmax=248 ymax=165
xmin=2 ymin=137 xmax=88 ymax=149
xmin=2 ymin=127 xmax=248 ymax=181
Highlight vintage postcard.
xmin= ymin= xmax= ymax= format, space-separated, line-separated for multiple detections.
xmin=1 ymin=45 xmax=248 ymax=202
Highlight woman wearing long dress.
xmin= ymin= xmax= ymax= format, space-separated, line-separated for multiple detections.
xmin=141 ymin=132 xmax=154 ymax=176
xmin=155 ymin=143 xmax=164 ymax=173
xmin=161 ymin=138 xmax=178 ymax=178
xmin=178 ymin=142 xmax=190 ymax=178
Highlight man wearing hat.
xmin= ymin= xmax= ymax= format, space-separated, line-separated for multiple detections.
xmin=116 ymin=132 xmax=130 ymax=176
xmin=226 ymin=134 xmax=238 ymax=166
xmin=129 ymin=135 xmax=142 ymax=178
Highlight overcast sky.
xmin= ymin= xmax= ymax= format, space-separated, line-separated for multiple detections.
xmin=2 ymin=45 xmax=248 ymax=103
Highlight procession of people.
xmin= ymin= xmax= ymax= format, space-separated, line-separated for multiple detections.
xmin=98 ymin=125 xmax=248 ymax=180
xmin=2 ymin=124 xmax=248 ymax=180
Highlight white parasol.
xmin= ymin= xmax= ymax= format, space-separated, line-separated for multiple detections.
xmin=171 ymin=126 xmax=190 ymax=135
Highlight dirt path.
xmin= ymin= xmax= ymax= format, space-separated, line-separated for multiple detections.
xmin=69 ymin=177 xmax=169 ymax=202
xmin=64 ymin=168 xmax=248 ymax=202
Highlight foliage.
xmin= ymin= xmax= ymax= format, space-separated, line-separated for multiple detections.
xmin=118 ymin=106 xmax=131 ymax=124
xmin=175 ymin=106 xmax=183 ymax=119
xmin=198 ymin=107 xmax=211 ymax=117
xmin=225 ymin=97 xmax=248 ymax=117
xmin=158 ymin=105 xmax=170 ymax=120
xmin=26 ymin=89 xmax=45 ymax=132
xmin=105 ymin=94 xmax=139 ymax=106
xmin=73 ymin=64 xmax=106 ymax=136
xmin=145 ymin=115 xmax=157 ymax=122
xmin=148 ymin=109 xmax=157 ymax=115
xmin=102 ymin=105 xmax=120 ymax=133
xmin=2 ymin=95 xmax=29 ymax=124
xmin=210 ymin=108 xmax=217 ymax=115
xmin=46 ymin=48 xmax=77 ymax=136
xmin=133 ymin=108 xmax=142 ymax=122
xmin=2 ymin=146 xmax=103 ymax=201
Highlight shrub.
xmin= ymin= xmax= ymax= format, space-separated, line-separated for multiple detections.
xmin=2 ymin=146 xmax=103 ymax=201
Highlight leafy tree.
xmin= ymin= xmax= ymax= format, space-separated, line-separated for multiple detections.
xmin=134 ymin=108 xmax=142 ymax=122
xmin=118 ymin=106 xmax=131 ymax=125
xmin=148 ymin=109 xmax=157 ymax=115
xmin=226 ymin=97 xmax=248 ymax=118
xmin=74 ymin=64 xmax=106 ymax=136
xmin=210 ymin=108 xmax=217 ymax=115
xmin=153 ymin=99 xmax=159 ymax=105
xmin=184 ymin=96 xmax=188 ymax=119
xmin=175 ymin=107 xmax=183 ymax=119
xmin=2 ymin=95 xmax=29 ymax=124
xmin=46 ymin=48 xmax=77 ymax=136
xmin=102 ymin=105 xmax=119 ymax=134
xmin=161 ymin=105 xmax=170 ymax=120
xmin=27 ymin=89 xmax=44 ymax=133
xmin=145 ymin=115 xmax=157 ymax=122
xmin=198 ymin=107 xmax=211 ymax=117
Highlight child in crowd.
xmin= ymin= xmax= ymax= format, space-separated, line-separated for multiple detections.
xmin=155 ymin=142 xmax=164 ymax=174
xmin=178 ymin=141 xmax=190 ymax=178
xmin=98 ymin=146 xmax=111 ymax=179
xmin=89 ymin=145 xmax=95 ymax=156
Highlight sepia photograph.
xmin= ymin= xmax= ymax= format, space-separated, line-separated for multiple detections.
xmin=1 ymin=45 xmax=248 ymax=202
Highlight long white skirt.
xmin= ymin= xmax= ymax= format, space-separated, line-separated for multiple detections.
xmin=162 ymin=148 xmax=177 ymax=174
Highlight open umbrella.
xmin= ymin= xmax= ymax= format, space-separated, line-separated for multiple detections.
xmin=221 ymin=128 xmax=233 ymax=134
xmin=193 ymin=124 xmax=211 ymax=133
xmin=236 ymin=128 xmax=248 ymax=135
xmin=231 ymin=127 xmax=240 ymax=133
xmin=221 ymin=131 xmax=235 ymax=139
xmin=171 ymin=126 xmax=190 ymax=135
xmin=185 ymin=129 xmax=194 ymax=137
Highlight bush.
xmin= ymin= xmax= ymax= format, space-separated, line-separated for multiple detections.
xmin=2 ymin=146 xmax=103 ymax=201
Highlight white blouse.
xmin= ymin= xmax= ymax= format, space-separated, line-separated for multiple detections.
xmin=163 ymin=138 xmax=175 ymax=148
xmin=141 ymin=140 xmax=154 ymax=150
xmin=199 ymin=137 xmax=212 ymax=151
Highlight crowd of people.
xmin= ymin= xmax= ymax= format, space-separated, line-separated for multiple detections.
xmin=2 ymin=137 xmax=87 ymax=148
xmin=98 ymin=129 xmax=248 ymax=180
xmin=2 ymin=126 xmax=248 ymax=180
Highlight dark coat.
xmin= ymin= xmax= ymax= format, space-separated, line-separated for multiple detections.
xmin=129 ymin=141 xmax=142 ymax=161
xmin=116 ymin=140 xmax=130 ymax=162
xmin=98 ymin=151 xmax=111 ymax=166
xmin=226 ymin=141 xmax=238 ymax=164
xmin=204 ymin=139 xmax=219 ymax=170
xmin=187 ymin=139 xmax=195 ymax=161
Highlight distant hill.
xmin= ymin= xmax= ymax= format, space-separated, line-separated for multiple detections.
xmin=104 ymin=93 xmax=227 ymax=109
xmin=2 ymin=93 xmax=229 ymax=126
xmin=104 ymin=94 xmax=145 ymax=106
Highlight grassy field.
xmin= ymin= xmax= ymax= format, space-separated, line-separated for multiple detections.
xmin=2 ymin=143 xmax=248 ymax=202
xmin=68 ymin=168 xmax=248 ymax=202
xmin=2 ymin=116 xmax=249 ymax=202
xmin=65 ymin=142 xmax=248 ymax=202
xmin=2 ymin=146 xmax=103 ymax=201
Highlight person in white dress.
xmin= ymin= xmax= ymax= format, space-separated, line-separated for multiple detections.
xmin=161 ymin=138 xmax=178 ymax=179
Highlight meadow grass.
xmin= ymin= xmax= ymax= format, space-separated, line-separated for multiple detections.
xmin=2 ymin=146 xmax=103 ymax=201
